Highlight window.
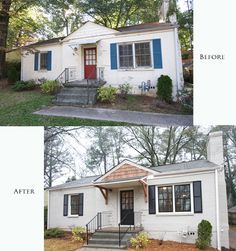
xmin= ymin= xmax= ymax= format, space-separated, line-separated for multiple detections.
xmin=119 ymin=44 xmax=133 ymax=68
xmin=157 ymin=183 xmax=192 ymax=213
xmin=175 ymin=184 xmax=191 ymax=212
xmin=70 ymin=194 xmax=79 ymax=215
xmin=158 ymin=186 xmax=173 ymax=212
xmin=135 ymin=42 xmax=151 ymax=67
xmin=40 ymin=52 xmax=48 ymax=70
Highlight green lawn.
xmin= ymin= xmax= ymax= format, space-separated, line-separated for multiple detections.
xmin=0 ymin=88 xmax=127 ymax=126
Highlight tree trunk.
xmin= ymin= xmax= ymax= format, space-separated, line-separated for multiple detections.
xmin=0 ymin=0 xmax=11 ymax=79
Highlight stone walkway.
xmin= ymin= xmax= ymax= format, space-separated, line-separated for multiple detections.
xmin=78 ymin=248 xmax=122 ymax=251
xmin=34 ymin=106 xmax=193 ymax=126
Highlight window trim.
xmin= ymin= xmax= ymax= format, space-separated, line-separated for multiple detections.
xmin=68 ymin=194 xmax=79 ymax=217
xmin=156 ymin=183 xmax=194 ymax=216
xmin=117 ymin=40 xmax=153 ymax=69
xmin=39 ymin=51 xmax=48 ymax=71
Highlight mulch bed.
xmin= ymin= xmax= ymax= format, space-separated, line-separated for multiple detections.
xmin=93 ymin=94 xmax=189 ymax=115
xmin=128 ymin=239 xmax=217 ymax=251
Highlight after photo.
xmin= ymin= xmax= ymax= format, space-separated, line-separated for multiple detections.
xmin=44 ymin=126 xmax=236 ymax=251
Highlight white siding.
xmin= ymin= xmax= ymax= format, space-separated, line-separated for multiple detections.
xmin=21 ymin=44 xmax=62 ymax=81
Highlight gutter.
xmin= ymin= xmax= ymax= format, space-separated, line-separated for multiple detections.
xmin=215 ymin=169 xmax=221 ymax=250
xmin=47 ymin=190 xmax=50 ymax=229
xmin=174 ymin=27 xmax=180 ymax=95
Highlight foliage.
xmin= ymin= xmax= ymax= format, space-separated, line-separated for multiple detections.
xmin=41 ymin=80 xmax=60 ymax=94
xmin=157 ymin=75 xmax=173 ymax=103
xmin=44 ymin=228 xmax=65 ymax=239
xmin=44 ymin=206 xmax=48 ymax=229
xmin=98 ymin=85 xmax=117 ymax=103
xmin=130 ymin=232 xmax=150 ymax=249
xmin=12 ymin=80 xmax=36 ymax=91
xmin=72 ymin=226 xmax=86 ymax=241
xmin=7 ymin=64 xmax=20 ymax=84
xmin=177 ymin=88 xmax=193 ymax=113
xmin=118 ymin=83 xmax=132 ymax=99
xmin=195 ymin=220 xmax=212 ymax=249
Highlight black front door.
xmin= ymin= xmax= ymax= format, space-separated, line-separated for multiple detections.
xmin=120 ymin=190 xmax=134 ymax=225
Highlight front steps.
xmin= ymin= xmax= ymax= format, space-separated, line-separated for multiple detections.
xmin=55 ymin=79 xmax=105 ymax=106
xmin=84 ymin=228 xmax=142 ymax=249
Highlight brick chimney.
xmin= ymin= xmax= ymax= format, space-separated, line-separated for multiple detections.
xmin=207 ymin=131 xmax=224 ymax=166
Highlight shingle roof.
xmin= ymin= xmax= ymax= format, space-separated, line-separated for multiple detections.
xmin=49 ymin=175 xmax=100 ymax=190
xmin=23 ymin=37 xmax=65 ymax=48
xmin=117 ymin=22 xmax=177 ymax=32
xmin=150 ymin=160 xmax=218 ymax=173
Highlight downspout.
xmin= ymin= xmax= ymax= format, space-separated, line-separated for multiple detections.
xmin=174 ymin=27 xmax=180 ymax=97
xmin=215 ymin=168 xmax=221 ymax=250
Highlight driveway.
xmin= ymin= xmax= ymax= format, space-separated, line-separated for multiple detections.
xmin=34 ymin=106 xmax=193 ymax=126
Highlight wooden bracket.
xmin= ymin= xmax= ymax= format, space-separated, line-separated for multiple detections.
xmin=95 ymin=185 xmax=109 ymax=205
xmin=139 ymin=180 xmax=147 ymax=203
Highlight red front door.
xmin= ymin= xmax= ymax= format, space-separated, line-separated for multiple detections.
xmin=84 ymin=48 xmax=97 ymax=79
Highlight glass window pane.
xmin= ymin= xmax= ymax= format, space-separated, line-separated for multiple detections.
xmin=71 ymin=195 xmax=79 ymax=215
xmin=158 ymin=186 xmax=173 ymax=212
xmin=135 ymin=42 xmax=151 ymax=67
xmin=119 ymin=44 xmax=133 ymax=68
xmin=174 ymin=184 xmax=191 ymax=212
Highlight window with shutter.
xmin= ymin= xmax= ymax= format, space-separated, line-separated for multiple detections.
xmin=193 ymin=181 xmax=202 ymax=213
xmin=148 ymin=185 xmax=156 ymax=214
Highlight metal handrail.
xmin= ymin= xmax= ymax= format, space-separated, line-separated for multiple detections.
xmin=86 ymin=212 xmax=102 ymax=245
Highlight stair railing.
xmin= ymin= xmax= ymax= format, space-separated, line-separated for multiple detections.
xmin=86 ymin=211 xmax=112 ymax=245
xmin=118 ymin=211 xmax=142 ymax=247
xmin=56 ymin=67 xmax=77 ymax=86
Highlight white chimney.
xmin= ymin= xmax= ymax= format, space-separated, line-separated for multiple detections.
xmin=207 ymin=131 xmax=224 ymax=166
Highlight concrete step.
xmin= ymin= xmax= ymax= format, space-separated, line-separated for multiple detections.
xmin=83 ymin=243 xmax=127 ymax=249
xmin=57 ymin=93 xmax=97 ymax=99
xmin=88 ymin=238 xmax=128 ymax=246
xmin=93 ymin=232 xmax=133 ymax=238
xmin=60 ymin=87 xmax=98 ymax=94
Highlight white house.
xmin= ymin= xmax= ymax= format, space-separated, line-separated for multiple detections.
xmin=47 ymin=131 xmax=229 ymax=250
xmin=21 ymin=21 xmax=183 ymax=98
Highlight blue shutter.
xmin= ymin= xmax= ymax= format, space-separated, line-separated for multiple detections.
xmin=152 ymin=39 xmax=163 ymax=69
xmin=47 ymin=51 xmax=52 ymax=71
xmin=34 ymin=52 xmax=39 ymax=71
xmin=193 ymin=181 xmax=202 ymax=213
xmin=110 ymin=43 xmax=118 ymax=70
xmin=148 ymin=185 xmax=156 ymax=214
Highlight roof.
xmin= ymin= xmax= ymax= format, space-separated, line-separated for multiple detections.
xmin=23 ymin=37 xmax=65 ymax=48
xmin=116 ymin=22 xmax=177 ymax=32
xmin=22 ymin=22 xmax=176 ymax=49
xmin=229 ymin=206 xmax=236 ymax=213
xmin=151 ymin=160 xmax=218 ymax=173
xmin=49 ymin=160 xmax=217 ymax=190
xmin=49 ymin=175 xmax=100 ymax=190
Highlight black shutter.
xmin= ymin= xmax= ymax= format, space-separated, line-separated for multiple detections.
xmin=63 ymin=194 xmax=68 ymax=216
xmin=148 ymin=185 xmax=156 ymax=214
xmin=193 ymin=181 xmax=202 ymax=213
xmin=78 ymin=193 xmax=84 ymax=216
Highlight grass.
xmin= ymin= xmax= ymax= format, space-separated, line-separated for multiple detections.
xmin=0 ymin=88 xmax=127 ymax=126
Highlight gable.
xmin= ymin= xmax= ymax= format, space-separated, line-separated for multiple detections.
xmin=63 ymin=21 xmax=119 ymax=41
xmin=100 ymin=162 xmax=154 ymax=182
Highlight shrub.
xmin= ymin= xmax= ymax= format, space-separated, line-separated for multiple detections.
xmin=98 ymin=85 xmax=117 ymax=103
xmin=177 ymin=88 xmax=193 ymax=113
xmin=12 ymin=80 xmax=36 ymax=92
xmin=72 ymin=226 xmax=86 ymax=241
xmin=130 ymin=232 xmax=150 ymax=249
xmin=157 ymin=75 xmax=173 ymax=103
xmin=195 ymin=220 xmax=212 ymax=249
xmin=41 ymin=80 xmax=59 ymax=94
xmin=118 ymin=83 xmax=132 ymax=98
xmin=44 ymin=228 xmax=65 ymax=239
xmin=7 ymin=66 xmax=20 ymax=84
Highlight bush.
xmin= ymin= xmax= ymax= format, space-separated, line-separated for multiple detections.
xmin=118 ymin=83 xmax=132 ymax=98
xmin=72 ymin=226 xmax=86 ymax=241
xmin=177 ymin=88 xmax=193 ymax=113
xmin=98 ymin=85 xmax=117 ymax=103
xmin=130 ymin=232 xmax=150 ymax=249
xmin=7 ymin=66 xmax=20 ymax=84
xmin=195 ymin=220 xmax=212 ymax=249
xmin=44 ymin=228 xmax=65 ymax=239
xmin=12 ymin=80 xmax=36 ymax=92
xmin=41 ymin=80 xmax=60 ymax=94
xmin=157 ymin=75 xmax=173 ymax=103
